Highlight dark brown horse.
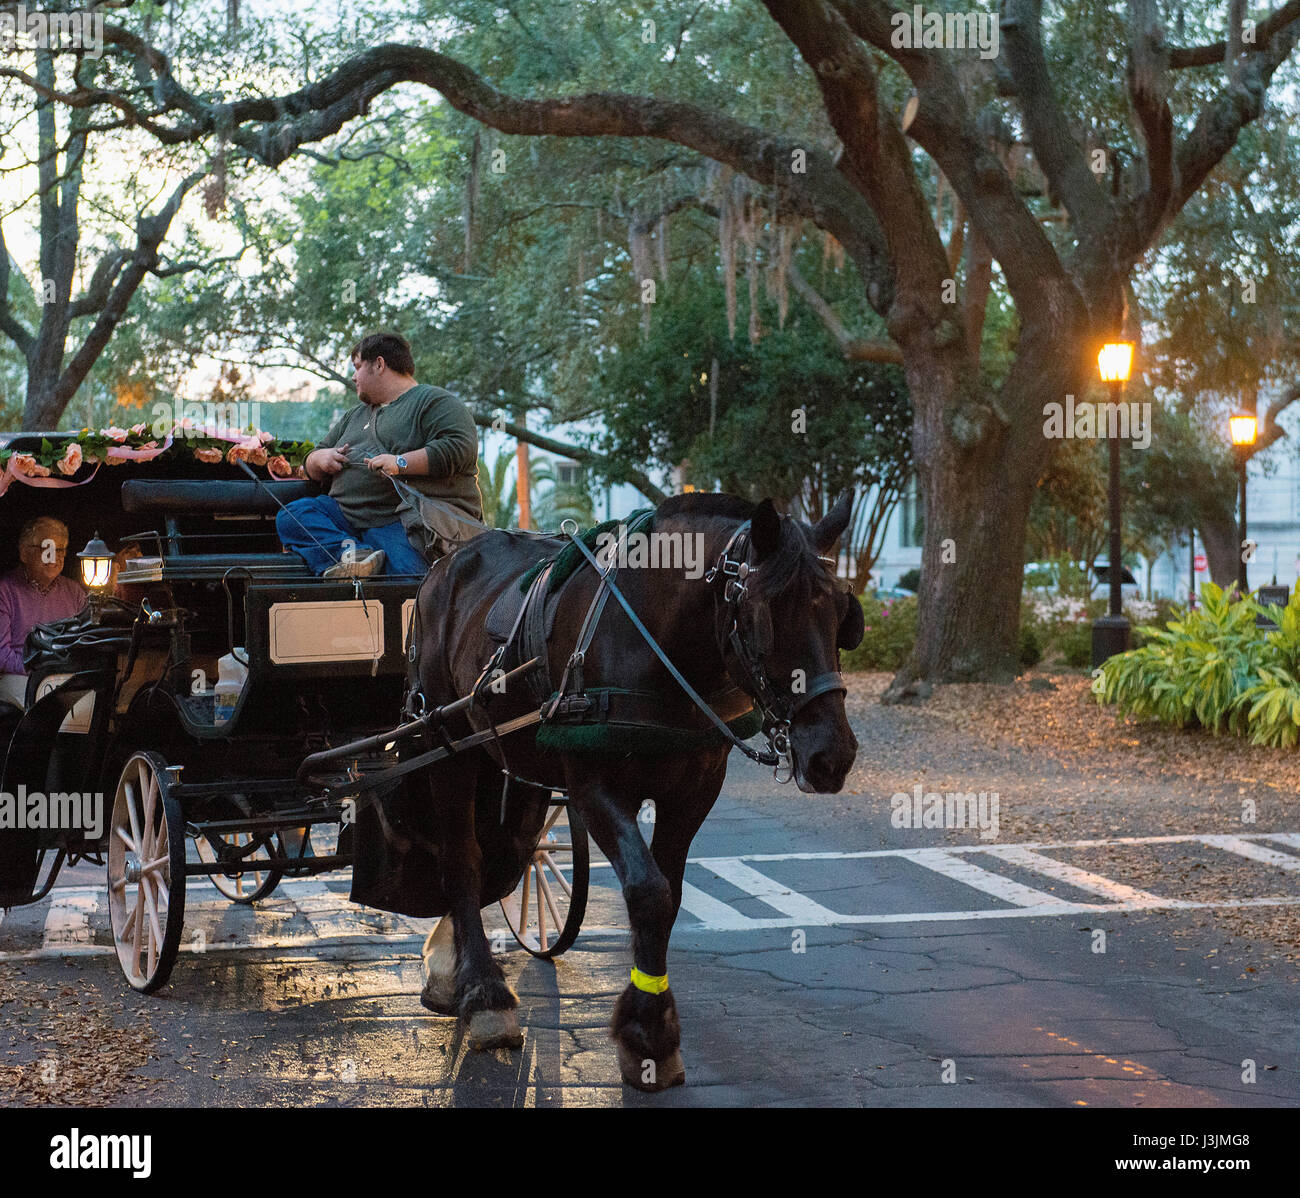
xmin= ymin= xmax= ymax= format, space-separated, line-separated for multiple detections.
xmin=406 ymin=492 xmax=861 ymax=1090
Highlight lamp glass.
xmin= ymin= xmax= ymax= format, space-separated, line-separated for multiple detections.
xmin=1098 ymin=342 xmax=1134 ymax=383
xmin=1229 ymin=413 xmax=1258 ymax=447
xmin=78 ymin=534 xmax=113 ymax=590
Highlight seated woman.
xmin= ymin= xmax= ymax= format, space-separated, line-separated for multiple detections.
xmin=0 ymin=517 xmax=86 ymax=709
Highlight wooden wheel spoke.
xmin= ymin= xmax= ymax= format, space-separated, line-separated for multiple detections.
xmin=115 ymin=824 xmax=137 ymax=852
xmin=535 ymin=865 xmax=548 ymax=950
xmin=142 ymin=854 xmax=169 ymax=874
xmin=142 ymin=874 xmax=165 ymax=960
xmin=130 ymin=885 xmax=144 ymax=976
xmin=539 ymin=851 xmax=573 ymax=899
xmin=518 ymin=857 xmax=532 ymax=930
xmin=538 ymin=865 xmax=564 ymax=931
xmin=539 ymin=805 xmax=564 ymax=839
xmin=124 ymin=779 xmax=142 ymax=851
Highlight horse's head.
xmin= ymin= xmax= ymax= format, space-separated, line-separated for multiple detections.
xmin=722 ymin=494 xmax=861 ymax=794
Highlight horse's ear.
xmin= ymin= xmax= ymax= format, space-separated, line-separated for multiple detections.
xmin=751 ymin=499 xmax=781 ymax=562
xmin=811 ymin=492 xmax=853 ymax=554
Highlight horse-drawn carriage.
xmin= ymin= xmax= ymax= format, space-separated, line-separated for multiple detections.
xmin=0 ymin=430 xmax=586 ymax=993
xmin=2 ymin=427 xmax=862 ymax=1090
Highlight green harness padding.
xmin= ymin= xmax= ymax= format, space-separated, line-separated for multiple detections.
xmin=518 ymin=509 xmax=656 ymax=595
xmin=536 ymin=688 xmax=764 ymax=757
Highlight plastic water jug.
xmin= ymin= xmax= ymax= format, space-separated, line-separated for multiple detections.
xmin=213 ymin=650 xmax=249 ymax=726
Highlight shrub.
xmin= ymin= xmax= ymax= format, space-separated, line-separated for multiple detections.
xmin=840 ymin=594 xmax=917 ymax=672
xmin=1093 ymin=583 xmax=1300 ymax=746
xmin=897 ymin=567 xmax=921 ymax=592
xmin=1018 ymin=624 xmax=1043 ymax=670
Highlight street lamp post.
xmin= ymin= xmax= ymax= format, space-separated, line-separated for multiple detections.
xmin=1229 ymin=411 xmax=1258 ymax=597
xmin=1091 ymin=341 xmax=1134 ymax=668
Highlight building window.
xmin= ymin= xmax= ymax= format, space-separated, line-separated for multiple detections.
xmin=900 ymin=475 xmax=924 ymax=548
xmin=555 ymin=459 xmax=583 ymax=488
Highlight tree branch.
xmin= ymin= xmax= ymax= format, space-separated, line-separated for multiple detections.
xmin=478 ymin=414 xmax=667 ymax=503
xmin=786 ymin=260 xmax=902 ymax=363
xmin=1169 ymin=0 xmax=1300 ymax=67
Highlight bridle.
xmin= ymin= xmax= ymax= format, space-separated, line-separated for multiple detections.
xmin=705 ymin=520 xmax=847 ymax=770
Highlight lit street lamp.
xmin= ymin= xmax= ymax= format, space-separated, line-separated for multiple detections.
xmin=1229 ymin=411 xmax=1258 ymax=596
xmin=1092 ymin=340 xmax=1134 ymax=668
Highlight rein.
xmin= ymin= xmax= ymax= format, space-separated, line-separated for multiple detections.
xmin=557 ymin=518 xmax=824 ymax=772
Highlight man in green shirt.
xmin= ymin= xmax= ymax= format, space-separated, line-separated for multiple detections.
xmin=277 ymin=332 xmax=484 ymax=577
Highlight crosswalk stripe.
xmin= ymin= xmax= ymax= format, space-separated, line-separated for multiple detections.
xmin=41 ymin=891 xmax=99 ymax=946
xmin=1199 ymin=835 xmax=1300 ymax=871
xmin=894 ymin=848 xmax=1075 ymax=910
xmin=694 ymin=858 xmax=844 ymax=922
xmin=982 ymin=845 xmax=1176 ymax=906
xmin=1262 ymin=833 xmax=1300 ymax=852
xmin=677 ymin=881 xmax=756 ymax=930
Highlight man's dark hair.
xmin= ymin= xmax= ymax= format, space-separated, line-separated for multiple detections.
xmin=350 ymin=331 xmax=415 ymax=376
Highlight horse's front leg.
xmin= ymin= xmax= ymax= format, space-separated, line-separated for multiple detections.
xmin=433 ymin=761 xmax=524 ymax=1050
xmin=568 ymin=765 xmax=685 ymax=1091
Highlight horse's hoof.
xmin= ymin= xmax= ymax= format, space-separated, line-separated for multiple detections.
xmin=420 ymin=916 xmax=457 ymax=1014
xmin=419 ymin=975 xmax=457 ymax=1015
xmin=468 ymin=1008 xmax=524 ymax=1051
xmin=617 ymin=1043 xmax=686 ymax=1091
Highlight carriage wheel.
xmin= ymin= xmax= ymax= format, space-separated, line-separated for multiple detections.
xmin=193 ymin=828 xmax=283 ymax=904
xmin=498 ymin=802 xmax=589 ymax=959
xmin=107 ymin=752 xmax=187 ymax=993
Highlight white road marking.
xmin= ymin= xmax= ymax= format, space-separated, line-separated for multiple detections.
xmin=892 ymin=848 xmax=1072 ymax=910
xmin=981 ymin=845 xmax=1176 ymax=907
xmin=677 ymin=881 xmax=754 ymax=931
xmin=41 ymin=891 xmax=99 ymax=945
xmin=1199 ymin=835 xmax=1300 ymax=871
xmin=694 ymin=857 xmax=844 ymax=922
xmin=5 ymin=832 xmax=1300 ymax=959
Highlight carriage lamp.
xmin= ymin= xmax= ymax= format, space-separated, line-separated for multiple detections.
xmin=1091 ymin=340 xmax=1135 ymax=668
xmin=78 ymin=533 xmax=113 ymax=589
xmin=1230 ymin=411 xmax=1258 ymax=596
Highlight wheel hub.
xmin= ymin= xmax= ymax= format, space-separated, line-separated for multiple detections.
xmin=124 ymin=853 xmax=143 ymax=883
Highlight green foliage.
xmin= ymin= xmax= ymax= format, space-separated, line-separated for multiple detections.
xmin=597 ymin=267 xmax=911 ymax=507
xmin=897 ymin=567 xmax=921 ymax=592
xmin=840 ymin=595 xmax=917 ymax=673
xmin=1093 ymin=583 xmax=1300 ymax=746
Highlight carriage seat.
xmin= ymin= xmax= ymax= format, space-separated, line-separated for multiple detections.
xmin=121 ymin=478 xmax=318 ymax=515
xmin=119 ymin=478 xmax=318 ymax=580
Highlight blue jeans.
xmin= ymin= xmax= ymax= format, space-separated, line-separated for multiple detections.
xmin=276 ymin=494 xmax=427 ymax=576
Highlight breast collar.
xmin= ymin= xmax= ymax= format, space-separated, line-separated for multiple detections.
xmin=705 ymin=519 xmax=846 ymax=743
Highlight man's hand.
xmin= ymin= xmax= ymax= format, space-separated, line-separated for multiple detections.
xmin=308 ymin=444 xmax=351 ymax=477
xmin=365 ymin=454 xmax=401 ymax=476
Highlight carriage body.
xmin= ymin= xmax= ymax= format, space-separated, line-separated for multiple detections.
xmin=0 ymin=430 xmax=588 ymax=989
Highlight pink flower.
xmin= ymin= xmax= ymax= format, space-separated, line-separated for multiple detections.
xmin=56 ymin=442 xmax=83 ymax=475
xmin=10 ymin=452 xmax=50 ymax=477
xmin=257 ymin=429 xmax=274 ymax=444
xmin=129 ymin=423 xmax=147 ymax=436
xmin=267 ymin=455 xmax=292 ymax=478
xmin=863 ymin=624 xmax=872 ymax=632
xmin=102 ymin=426 xmax=130 ymax=443
xmin=226 ymin=444 xmax=251 ymax=465
xmin=194 ymin=447 xmax=224 ymax=463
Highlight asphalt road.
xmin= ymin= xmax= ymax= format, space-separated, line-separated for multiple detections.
xmin=4 ymin=744 xmax=1300 ymax=1107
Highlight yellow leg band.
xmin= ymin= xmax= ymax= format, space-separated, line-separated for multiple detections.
xmin=630 ymin=967 xmax=669 ymax=995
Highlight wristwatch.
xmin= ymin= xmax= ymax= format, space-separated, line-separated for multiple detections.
xmin=395 ymin=456 xmax=408 ymax=475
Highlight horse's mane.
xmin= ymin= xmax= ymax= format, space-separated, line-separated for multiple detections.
xmin=655 ymin=492 xmax=831 ymax=601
